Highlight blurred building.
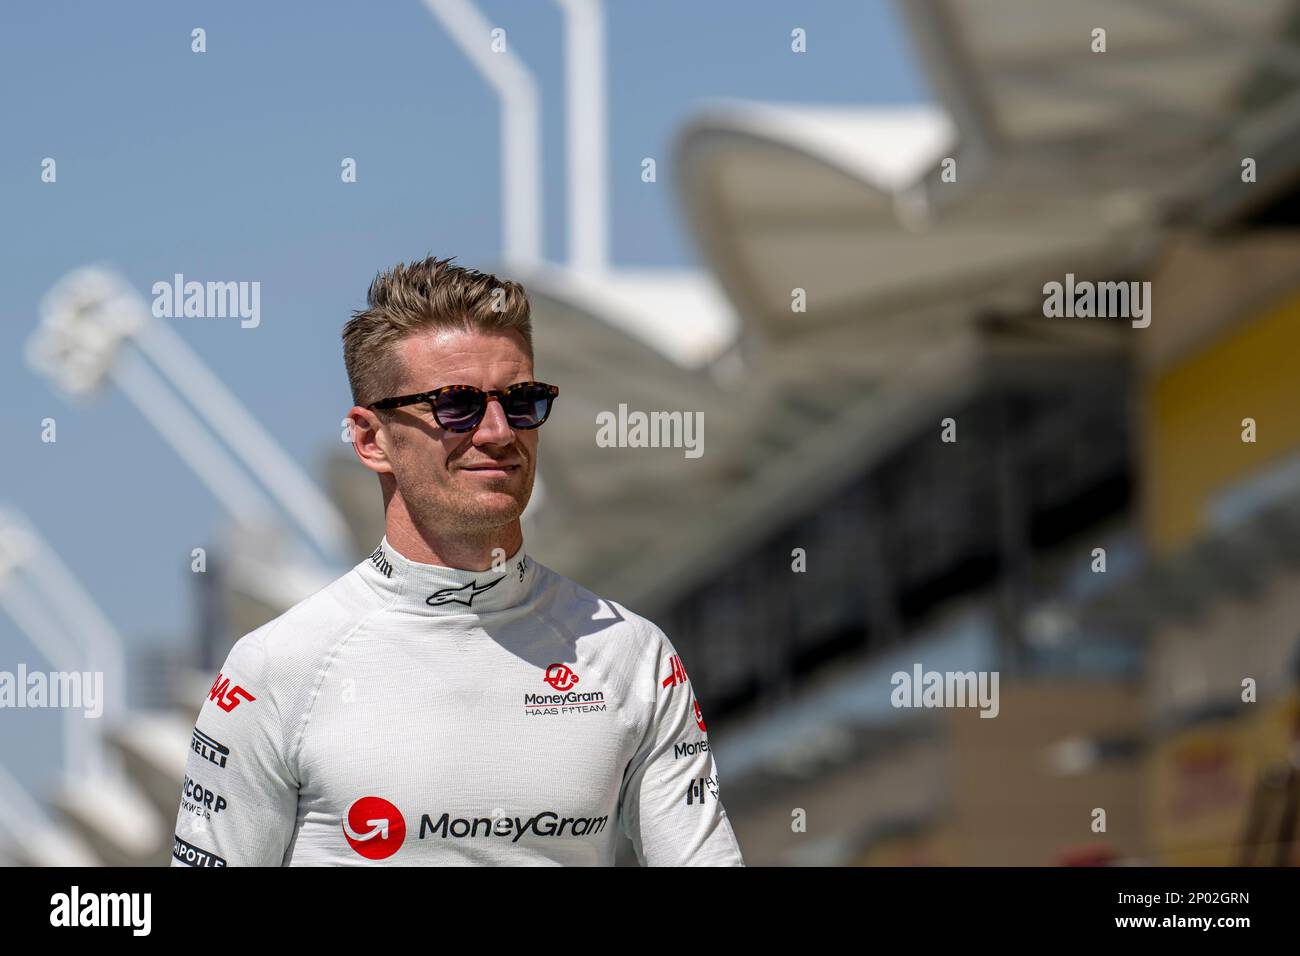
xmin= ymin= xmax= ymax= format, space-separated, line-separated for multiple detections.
xmin=1132 ymin=233 xmax=1300 ymax=866
xmin=635 ymin=0 xmax=1300 ymax=865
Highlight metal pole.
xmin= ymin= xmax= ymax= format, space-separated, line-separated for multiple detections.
xmin=555 ymin=0 xmax=609 ymax=273
xmin=113 ymin=350 xmax=278 ymax=529
xmin=421 ymin=0 xmax=543 ymax=269
xmin=0 ymin=507 xmax=129 ymax=729
xmin=28 ymin=265 xmax=344 ymax=564
xmin=133 ymin=320 xmax=352 ymax=560
xmin=0 ymin=578 xmax=97 ymax=784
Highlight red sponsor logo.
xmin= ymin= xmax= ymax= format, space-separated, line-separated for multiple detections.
xmin=544 ymin=663 xmax=580 ymax=692
xmin=661 ymin=654 xmax=688 ymax=689
xmin=208 ymin=673 xmax=256 ymax=712
xmin=693 ymin=698 xmax=706 ymax=732
xmin=342 ymin=796 xmax=406 ymax=860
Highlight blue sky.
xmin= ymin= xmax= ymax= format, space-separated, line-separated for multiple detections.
xmin=0 ymin=0 xmax=926 ymax=789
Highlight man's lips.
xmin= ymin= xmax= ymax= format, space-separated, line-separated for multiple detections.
xmin=460 ymin=462 xmax=520 ymax=476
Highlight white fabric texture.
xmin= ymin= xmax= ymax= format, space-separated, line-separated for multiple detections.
xmin=171 ymin=538 xmax=744 ymax=867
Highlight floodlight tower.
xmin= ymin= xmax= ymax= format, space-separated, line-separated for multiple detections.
xmin=0 ymin=507 xmax=127 ymax=784
xmin=25 ymin=266 xmax=351 ymax=564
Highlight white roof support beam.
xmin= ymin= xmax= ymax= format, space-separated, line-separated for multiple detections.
xmin=555 ymin=0 xmax=610 ymax=274
xmin=421 ymin=0 xmax=544 ymax=270
xmin=895 ymin=0 xmax=1002 ymax=160
xmin=0 ymin=507 xmax=128 ymax=735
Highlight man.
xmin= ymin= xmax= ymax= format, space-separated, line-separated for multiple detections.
xmin=171 ymin=255 xmax=744 ymax=866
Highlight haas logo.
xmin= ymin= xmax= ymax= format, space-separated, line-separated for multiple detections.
xmin=544 ymin=663 xmax=580 ymax=692
xmin=662 ymin=654 xmax=689 ymax=689
xmin=208 ymin=673 xmax=256 ymax=712
xmin=342 ymin=796 xmax=406 ymax=860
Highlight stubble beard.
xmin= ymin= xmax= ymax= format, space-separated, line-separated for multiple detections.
xmin=402 ymin=459 xmax=535 ymax=538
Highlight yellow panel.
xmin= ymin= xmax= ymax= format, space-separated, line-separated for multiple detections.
xmin=1145 ymin=288 xmax=1300 ymax=555
xmin=1147 ymin=694 xmax=1300 ymax=865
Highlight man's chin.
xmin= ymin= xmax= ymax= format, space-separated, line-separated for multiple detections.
xmin=459 ymin=488 xmax=528 ymax=522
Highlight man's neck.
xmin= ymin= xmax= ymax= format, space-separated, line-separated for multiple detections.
xmin=384 ymin=514 xmax=523 ymax=573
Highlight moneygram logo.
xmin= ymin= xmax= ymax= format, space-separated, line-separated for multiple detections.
xmin=342 ymin=796 xmax=406 ymax=860
xmin=543 ymin=663 xmax=580 ymax=691
xmin=420 ymin=810 xmax=608 ymax=841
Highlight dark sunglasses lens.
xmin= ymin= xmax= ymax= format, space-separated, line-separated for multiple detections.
xmin=504 ymin=384 xmax=554 ymax=428
xmin=433 ymin=391 xmax=485 ymax=431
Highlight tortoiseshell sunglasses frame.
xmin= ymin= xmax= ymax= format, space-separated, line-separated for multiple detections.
xmin=366 ymin=381 xmax=559 ymax=432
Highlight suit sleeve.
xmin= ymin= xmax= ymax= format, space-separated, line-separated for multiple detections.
xmin=170 ymin=629 xmax=299 ymax=867
xmin=618 ymin=628 xmax=745 ymax=866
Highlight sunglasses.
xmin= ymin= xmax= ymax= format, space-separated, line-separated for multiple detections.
xmin=367 ymin=380 xmax=559 ymax=432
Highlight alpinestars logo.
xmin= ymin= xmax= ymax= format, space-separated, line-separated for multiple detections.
xmin=342 ymin=796 xmax=406 ymax=860
xmin=426 ymin=576 xmax=502 ymax=607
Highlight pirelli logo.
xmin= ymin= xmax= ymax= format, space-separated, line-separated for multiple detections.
xmin=191 ymin=726 xmax=229 ymax=769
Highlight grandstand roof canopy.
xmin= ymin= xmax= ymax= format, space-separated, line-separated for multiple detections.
xmin=899 ymin=0 xmax=1300 ymax=222
xmin=511 ymin=0 xmax=1300 ymax=609
xmin=677 ymin=0 xmax=1300 ymax=338
xmin=501 ymin=263 xmax=759 ymax=577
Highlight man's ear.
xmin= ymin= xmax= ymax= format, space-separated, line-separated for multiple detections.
xmin=349 ymin=406 xmax=394 ymax=474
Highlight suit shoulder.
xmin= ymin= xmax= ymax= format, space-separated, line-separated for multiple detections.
xmin=220 ymin=566 xmax=383 ymax=681
xmin=529 ymin=562 xmax=670 ymax=674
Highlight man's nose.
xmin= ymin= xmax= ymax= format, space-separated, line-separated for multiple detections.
xmin=472 ymin=396 xmax=514 ymax=444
